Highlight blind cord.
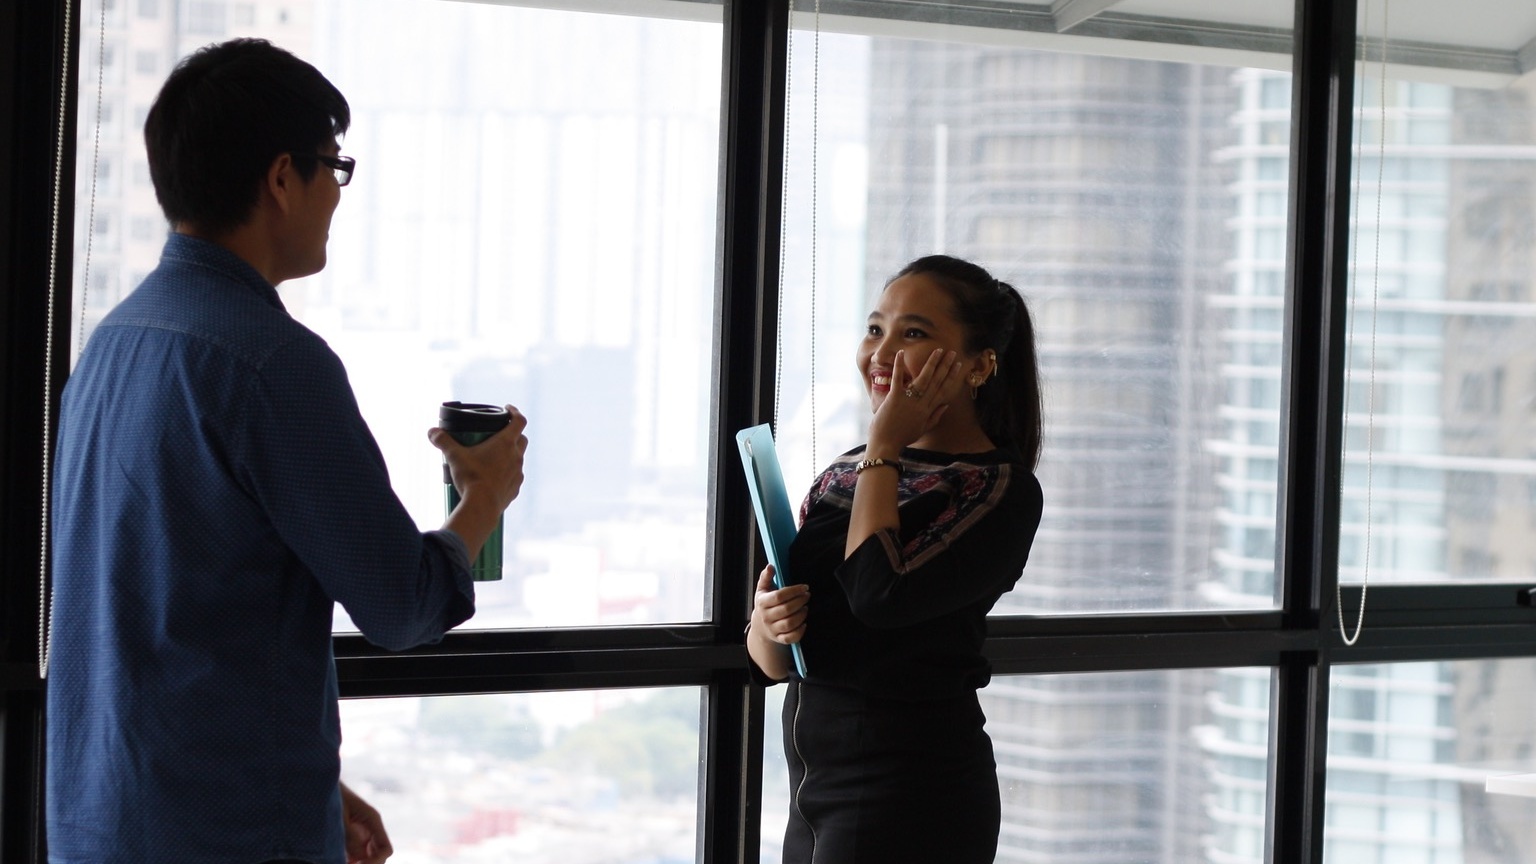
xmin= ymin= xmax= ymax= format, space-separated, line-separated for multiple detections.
xmin=775 ymin=0 xmax=793 ymax=436
xmin=41 ymin=0 xmax=105 ymax=678
xmin=808 ymin=0 xmax=820 ymax=470
xmin=776 ymin=0 xmax=821 ymax=473
xmin=1337 ymin=0 xmax=1388 ymax=647
xmin=40 ymin=0 xmax=75 ymax=680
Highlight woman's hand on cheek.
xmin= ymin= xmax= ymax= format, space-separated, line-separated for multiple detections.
xmin=868 ymin=348 xmax=964 ymax=456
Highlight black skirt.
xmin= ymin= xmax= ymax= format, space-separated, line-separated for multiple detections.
xmin=782 ymin=679 xmax=1000 ymax=864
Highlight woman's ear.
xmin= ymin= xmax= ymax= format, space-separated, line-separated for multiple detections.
xmin=970 ymin=349 xmax=998 ymax=384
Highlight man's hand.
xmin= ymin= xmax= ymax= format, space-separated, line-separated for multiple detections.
xmin=431 ymin=405 xmax=529 ymax=512
xmin=430 ymin=404 xmax=529 ymax=560
xmin=340 ymin=782 xmax=393 ymax=864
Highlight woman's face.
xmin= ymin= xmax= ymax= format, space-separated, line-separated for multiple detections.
xmin=857 ymin=272 xmax=981 ymax=413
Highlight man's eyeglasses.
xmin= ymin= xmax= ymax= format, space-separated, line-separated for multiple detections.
xmin=293 ymin=152 xmax=356 ymax=187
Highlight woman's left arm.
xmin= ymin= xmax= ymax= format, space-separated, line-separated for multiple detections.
xmin=836 ymin=469 xmax=1043 ymax=629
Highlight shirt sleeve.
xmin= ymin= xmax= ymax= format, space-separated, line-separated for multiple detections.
xmin=834 ymin=466 xmax=1042 ymax=629
xmin=234 ymin=331 xmax=476 ymax=650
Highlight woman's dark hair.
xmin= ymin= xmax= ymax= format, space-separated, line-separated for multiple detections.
xmin=890 ymin=255 xmax=1043 ymax=469
xmin=144 ymin=38 xmax=350 ymax=235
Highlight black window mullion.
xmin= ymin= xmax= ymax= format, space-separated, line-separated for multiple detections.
xmin=704 ymin=1 xmax=790 ymax=861
xmin=1269 ymin=659 xmax=1332 ymax=864
xmin=1 ymin=1 xmax=78 ymax=862
xmin=1271 ymin=0 xmax=1358 ymax=862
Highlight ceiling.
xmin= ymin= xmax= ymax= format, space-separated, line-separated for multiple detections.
xmin=1112 ymin=0 xmax=1536 ymax=54
xmin=796 ymin=0 xmax=1536 ymax=86
xmin=479 ymin=0 xmax=1536 ymax=86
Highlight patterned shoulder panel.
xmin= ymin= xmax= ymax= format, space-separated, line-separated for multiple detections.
xmin=899 ymin=458 xmax=1013 ymax=571
xmin=799 ymin=450 xmax=1017 ymax=570
xmin=798 ymin=450 xmax=864 ymax=523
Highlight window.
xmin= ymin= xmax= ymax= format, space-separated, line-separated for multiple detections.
xmin=760 ymin=668 xmax=1277 ymax=862
xmin=339 ymin=688 xmax=702 ymax=861
xmin=1326 ymin=660 xmax=1536 ymax=864
xmin=778 ymin=15 xmax=1291 ymax=616
xmin=8 ymin=3 xmax=1536 ymax=864
xmin=69 ymin=0 xmax=727 ymax=632
xmin=306 ymin=3 xmax=723 ymax=632
xmin=1342 ymin=46 xmax=1536 ymax=587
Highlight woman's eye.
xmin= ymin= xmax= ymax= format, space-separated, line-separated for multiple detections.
xmin=904 ymin=328 xmax=927 ymax=338
xmin=866 ymin=325 xmax=882 ymax=337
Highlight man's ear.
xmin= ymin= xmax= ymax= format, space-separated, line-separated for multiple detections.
xmin=264 ymin=153 xmax=297 ymax=215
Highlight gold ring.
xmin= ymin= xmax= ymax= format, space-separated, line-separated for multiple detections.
xmin=904 ymin=387 xmax=924 ymax=399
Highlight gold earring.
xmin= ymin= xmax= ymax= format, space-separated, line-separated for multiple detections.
xmin=970 ymin=374 xmax=981 ymax=400
xmin=988 ymin=351 xmax=999 ymax=378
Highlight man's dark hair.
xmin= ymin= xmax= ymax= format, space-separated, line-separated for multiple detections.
xmin=144 ymin=38 xmax=350 ymax=235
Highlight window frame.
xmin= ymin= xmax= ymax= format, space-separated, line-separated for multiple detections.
xmin=6 ymin=1 xmax=1536 ymax=862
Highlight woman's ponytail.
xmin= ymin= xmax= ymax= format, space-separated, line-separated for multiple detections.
xmin=995 ymin=282 xmax=1043 ymax=469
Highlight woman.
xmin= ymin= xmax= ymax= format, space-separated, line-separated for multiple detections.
xmin=747 ymin=255 xmax=1044 ymax=863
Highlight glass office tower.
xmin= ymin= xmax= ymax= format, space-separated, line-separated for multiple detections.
xmin=854 ymin=33 xmax=1536 ymax=864
xmin=1214 ymin=62 xmax=1536 ymax=864
xmin=858 ymin=41 xmax=1240 ymax=864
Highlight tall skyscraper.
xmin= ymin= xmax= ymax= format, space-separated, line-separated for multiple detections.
xmin=862 ymin=41 xmax=1240 ymax=864
xmin=1211 ymin=64 xmax=1536 ymax=864
xmin=858 ymin=34 xmax=1536 ymax=864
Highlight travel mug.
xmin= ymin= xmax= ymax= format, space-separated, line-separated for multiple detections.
xmin=439 ymin=401 xmax=510 ymax=582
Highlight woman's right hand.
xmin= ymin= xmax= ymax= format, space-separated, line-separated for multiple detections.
xmin=867 ymin=348 xmax=966 ymax=458
xmin=751 ymin=565 xmax=809 ymax=645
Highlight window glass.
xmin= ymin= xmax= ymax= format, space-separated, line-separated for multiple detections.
xmin=760 ymin=668 xmax=1276 ymax=863
xmin=775 ymin=9 xmax=1294 ymax=614
xmin=1341 ymin=6 xmax=1536 ymax=587
xmin=340 ymin=687 xmax=701 ymax=862
xmin=70 ymin=0 xmax=724 ymax=630
xmin=1325 ymin=660 xmax=1536 ymax=864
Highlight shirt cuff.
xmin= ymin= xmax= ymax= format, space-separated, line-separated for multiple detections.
xmin=429 ymin=528 xmax=473 ymax=573
xmin=426 ymin=529 xmax=477 ymax=632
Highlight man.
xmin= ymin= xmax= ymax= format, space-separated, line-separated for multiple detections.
xmin=46 ymin=39 xmax=527 ymax=864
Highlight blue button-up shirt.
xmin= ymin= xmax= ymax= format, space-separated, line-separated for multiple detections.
xmin=47 ymin=233 xmax=475 ymax=864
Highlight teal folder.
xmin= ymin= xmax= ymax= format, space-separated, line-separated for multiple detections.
xmin=735 ymin=423 xmax=809 ymax=678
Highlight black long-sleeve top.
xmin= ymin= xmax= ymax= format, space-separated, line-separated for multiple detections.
xmin=786 ymin=444 xmax=1044 ymax=701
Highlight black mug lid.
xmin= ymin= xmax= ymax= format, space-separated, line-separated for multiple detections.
xmin=439 ymin=401 xmax=510 ymax=432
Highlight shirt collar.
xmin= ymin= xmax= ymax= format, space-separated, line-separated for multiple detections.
xmin=160 ymin=232 xmax=288 ymax=313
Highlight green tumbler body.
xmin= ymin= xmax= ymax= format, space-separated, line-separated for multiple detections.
xmin=439 ymin=401 xmax=510 ymax=581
